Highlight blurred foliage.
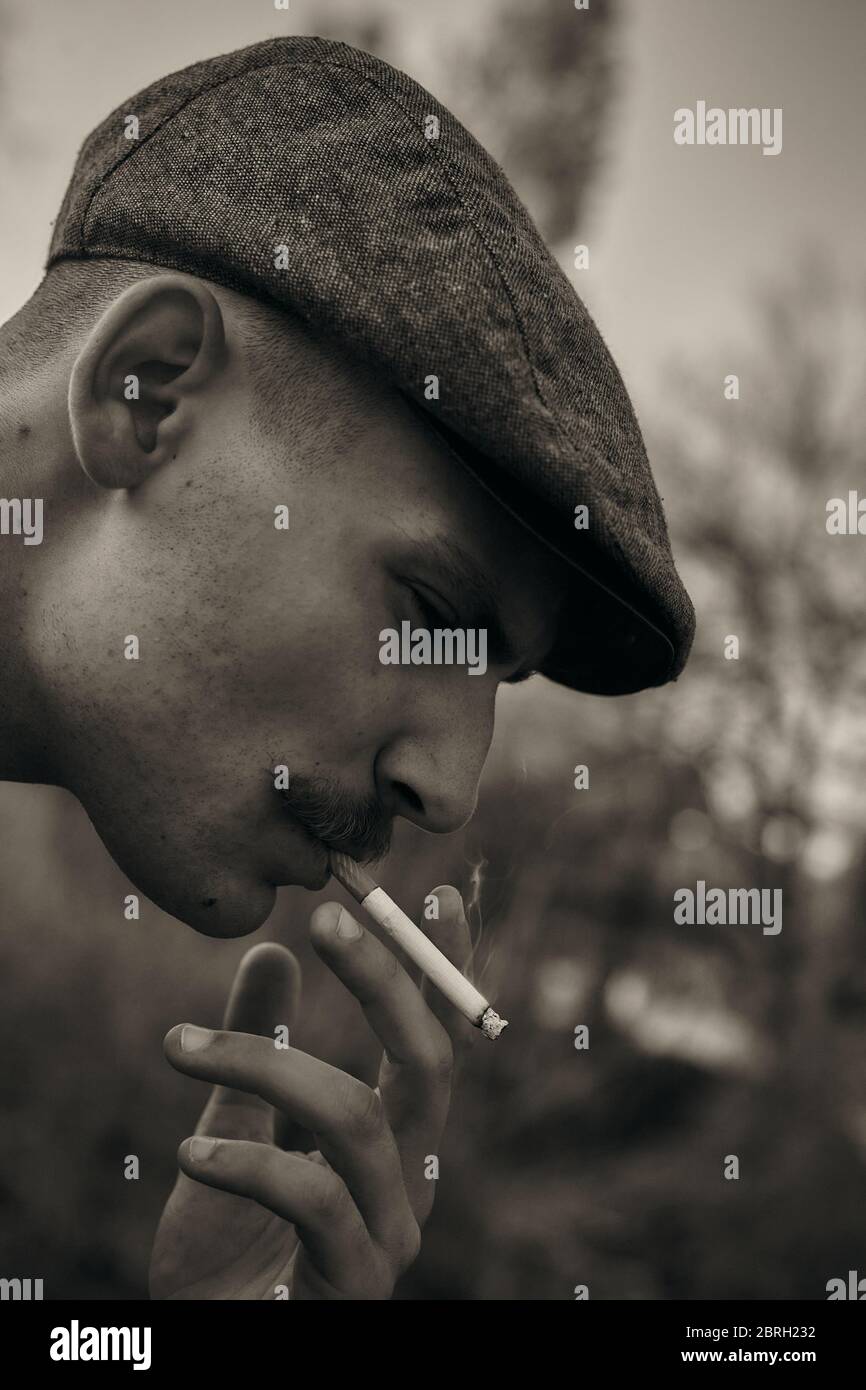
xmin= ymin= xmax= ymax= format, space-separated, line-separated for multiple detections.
xmin=1 ymin=0 xmax=864 ymax=1301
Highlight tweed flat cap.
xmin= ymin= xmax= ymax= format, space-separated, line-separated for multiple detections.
xmin=47 ymin=34 xmax=695 ymax=695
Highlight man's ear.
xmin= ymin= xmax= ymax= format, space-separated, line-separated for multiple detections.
xmin=68 ymin=273 xmax=227 ymax=489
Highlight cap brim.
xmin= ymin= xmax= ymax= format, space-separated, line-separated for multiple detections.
xmin=403 ymin=399 xmax=677 ymax=696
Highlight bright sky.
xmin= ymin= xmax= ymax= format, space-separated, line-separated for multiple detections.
xmin=589 ymin=0 xmax=866 ymax=398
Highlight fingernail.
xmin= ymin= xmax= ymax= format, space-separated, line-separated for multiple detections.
xmin=181 ymin=1024 xmax=213 ymax=1052
xmin=336 ymin=908 xmax=363 ymax=940
xmin=188 ymin=1136 xmax=218 ymax=1163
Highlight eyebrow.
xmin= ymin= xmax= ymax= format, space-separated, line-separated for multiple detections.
xmin=417 ymin=535 xmax=550 ymax=683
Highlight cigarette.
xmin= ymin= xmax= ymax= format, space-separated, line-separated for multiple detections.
xmin=329 ymin=853 xmax=508 ymax=1040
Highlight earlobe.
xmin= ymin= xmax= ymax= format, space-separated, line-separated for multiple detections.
xmin=67 ymin=274 xmax=226 ymax=490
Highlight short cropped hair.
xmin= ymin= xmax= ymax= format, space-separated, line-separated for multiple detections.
xmin=1 ymin=256 xmax=372 ymax=461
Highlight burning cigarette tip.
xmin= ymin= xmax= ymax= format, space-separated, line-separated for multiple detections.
xmin=479 ymin=1007 xmax=508 ymax=1040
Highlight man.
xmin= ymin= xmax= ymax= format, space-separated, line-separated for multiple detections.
xmin=0 ymin=36 xmax=694 ymax=1298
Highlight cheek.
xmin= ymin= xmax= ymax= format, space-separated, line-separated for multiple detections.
xmin=219 ymin=539 xmax=387 ymax=702
xmin=267 ymin=605 xmax=387 ymax=736
xmin=121 ymin=507 xmax=396 ymax=760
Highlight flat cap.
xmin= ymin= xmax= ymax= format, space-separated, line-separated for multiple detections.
xmin=47 ymin=34 xmax=695 ymax=695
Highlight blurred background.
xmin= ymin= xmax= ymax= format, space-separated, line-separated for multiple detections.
xmin=1 ymin=0 xmax=865 ymax=1299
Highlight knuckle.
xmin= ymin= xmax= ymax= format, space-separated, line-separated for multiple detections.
xmin=377 ymin=944 xmax=402 ymax=983
xmin=430 ymin=1037 xmax=455 ymax=1082
xmin=246 ymin=1143 xmax=284 ymax=1197
xmin=414 ymin=1030 xmax=454 ymax=1085
xmin=306 ymin=1168 xmax=351 ymax=1222
xmin=340 ymin=1078 xmax=385 ymax=1140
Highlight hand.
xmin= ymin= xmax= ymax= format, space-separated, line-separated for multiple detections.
xmin=149 ymin=886 xmax=475 ymax=1300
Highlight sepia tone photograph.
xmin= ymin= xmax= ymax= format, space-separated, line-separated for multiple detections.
xmin=0 ymin=0 xmax=863 ymax=1358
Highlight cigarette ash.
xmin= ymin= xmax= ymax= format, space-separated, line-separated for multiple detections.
xmin=479 ymin=1005 xmax=508 ymax=1040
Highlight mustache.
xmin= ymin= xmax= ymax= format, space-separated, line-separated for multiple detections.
xmin=275 ymin=773 xmax=392 ymax=864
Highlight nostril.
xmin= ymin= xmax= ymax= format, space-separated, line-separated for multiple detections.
xmin=394 ymin=781 xmax=424 ymax=816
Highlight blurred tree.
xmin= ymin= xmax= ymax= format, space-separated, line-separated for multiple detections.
xmin=315 ymin=0 xmax=618 ymax=245
xmin=644 ymin=259 xmax=866 ymax=1102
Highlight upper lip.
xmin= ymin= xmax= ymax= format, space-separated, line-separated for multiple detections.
xmin=282 ymin=808 xmax=376 ymax=865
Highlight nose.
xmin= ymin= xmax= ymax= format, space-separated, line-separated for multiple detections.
xmin=375 ymin=688 xmax=497 ymax=835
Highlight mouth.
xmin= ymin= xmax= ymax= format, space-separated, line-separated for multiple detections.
xmin=271 ymin=809 xmax=333 ymax=890
xmin=269 ymin=783 xmax=390 ymax=889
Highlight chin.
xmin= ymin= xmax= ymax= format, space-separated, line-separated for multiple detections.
xmin=133 ymin=870 xmax=279 ymax=938
xmin=174 ymin=880 xmax=278 ymax=937
xmin=175 ymin=862 xmax=331 ymax=934
xmin=89 ymin=802 xmax=329 ymax=935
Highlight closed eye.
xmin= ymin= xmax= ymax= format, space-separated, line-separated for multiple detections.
xmin=408 ymin=584 xmax=537 ymax=682
xmin=405 ymin=583 xmax=451 ymax=630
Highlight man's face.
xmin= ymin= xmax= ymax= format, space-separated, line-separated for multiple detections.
xmin=40 ymin=305 xmax=563 ymax=936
